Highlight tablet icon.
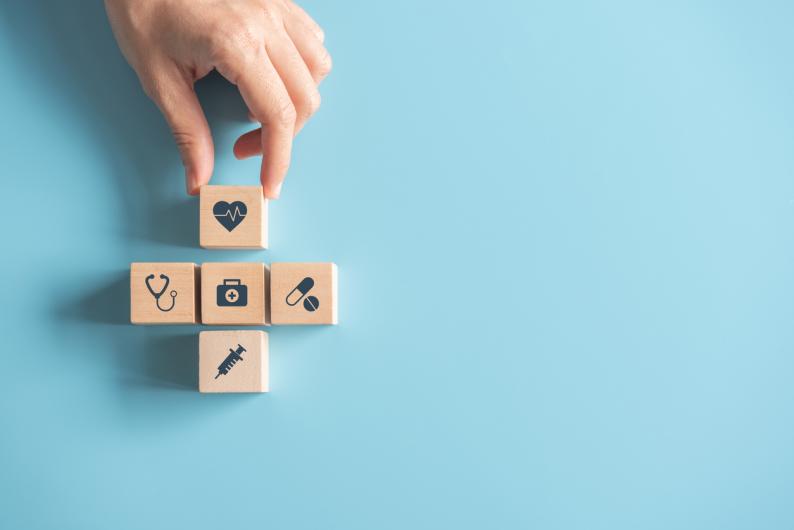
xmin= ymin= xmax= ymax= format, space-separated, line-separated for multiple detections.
xmin=285 ymin=277 xmax=319 ymax=312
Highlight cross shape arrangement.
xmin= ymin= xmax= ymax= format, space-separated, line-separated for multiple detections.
xmin=130 ymin=185 xmax=339 ymax=393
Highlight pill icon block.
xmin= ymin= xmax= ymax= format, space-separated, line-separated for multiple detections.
xmin=201 ymin=262 xmax=269 ymax=325
xmin=130 ymin=262 xmax=200 ymax=324
xmin=199 ymin=330 xmax=269 ymax=393
xmin=199 ymin=185 xmax=268 ymax=249
xmin=270 ymin=262 xmax=338 ymax=325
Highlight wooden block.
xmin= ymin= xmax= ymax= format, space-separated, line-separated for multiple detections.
xmin=270 ymin=262 xmax=338 ymax=325
xmin=199 ymin=330 xmax=268 ymax=393
xmin=201 ymin=262 xmax=269 ymax=325
xmin=199 ymin=185 xmax=268 ymax=249
xmin=130 ymin=263 xmax=200 ymax=324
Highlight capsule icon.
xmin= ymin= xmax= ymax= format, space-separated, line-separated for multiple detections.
xmin=286 ymin=277 xmax=315 ymax=306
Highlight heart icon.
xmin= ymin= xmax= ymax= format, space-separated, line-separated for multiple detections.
xmin=213 ymin=201 xmax=247 ymax=232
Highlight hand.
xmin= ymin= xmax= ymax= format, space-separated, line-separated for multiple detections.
xmin=104 ymin=0 xmax=332 ymax=198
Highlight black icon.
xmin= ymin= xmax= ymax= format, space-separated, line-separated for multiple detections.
xmin=215 ymin=344 xmax=246 ymax=379
xmin=217 ymin=279 xmax=248 ymax=307
xmin=303 ymin=296 xmax=319 ymax=312
xmin=145 ymin=273 xmax=177 ymax=312
xmin=286 ymin=277 xmax=320 ymax=312
xmin=213 ymin=201 xmax=247 ymax=232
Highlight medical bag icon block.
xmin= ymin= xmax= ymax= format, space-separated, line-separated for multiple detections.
xmin=199 ymin=330 xmax=269 ymax=393
xmin=201 ymin=262 xmax=269 ymax=325
xmin=130 ymin=262 xmax=200 ymax=324
xmin=270 ymin=262 xmax=338 ymax=325
xmin=199 ymin=185 xmax=268 ymax=249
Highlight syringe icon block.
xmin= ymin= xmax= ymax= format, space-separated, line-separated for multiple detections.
xmin=214 ymin=344 xmax=246 ymax=379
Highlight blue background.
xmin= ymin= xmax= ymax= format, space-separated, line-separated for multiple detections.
xmin=1 ymin=1 xmax=794 ymax=528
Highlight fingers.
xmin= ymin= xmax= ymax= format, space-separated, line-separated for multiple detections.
xmin=286 ymin=1 xmax=325 ymax=43
xmin=233 ymin=128 xmax=264 ymax=159
xmin=284 ymin=15 xmax=333 ymax=84
xmin=221 ymin=5 xmax=331 ymax=198
xmin=266 ymin=35 xmax=321 ymax=134
xmin=145 ymin=71 xmax=214 ymax=195
xmin=235 ymin=15 xmax=332 ymax=163
xmin=235 ymin=54 xmax=295 ymax=199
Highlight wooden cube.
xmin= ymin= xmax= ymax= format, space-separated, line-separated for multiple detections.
xmin=201 ymin=262 xmax=269 ymax=325
xmin=199 ymin=330 xmax=269 ymax=393
xmin=200 ymin=185 xmax=268 ymax=249
xmin=270 ymin=262 xmax=338 ymax=325
xmin=130 ymin=262 xmax=200 ymax=324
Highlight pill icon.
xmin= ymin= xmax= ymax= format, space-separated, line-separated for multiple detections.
xmin=285 ymin=277 xmax=315 ymax=306
xmin=303 ymin=296 xmax=320 ymax=312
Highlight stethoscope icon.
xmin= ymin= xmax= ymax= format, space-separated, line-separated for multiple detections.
xmin=145 ymin=273 xmax=177 ymax=312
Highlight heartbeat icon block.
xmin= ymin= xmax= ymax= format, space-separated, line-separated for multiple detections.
xmin=213 ymin=201 xmax=247 ymax=231
xmin=200 ymin=185 xmax=268 ymax=249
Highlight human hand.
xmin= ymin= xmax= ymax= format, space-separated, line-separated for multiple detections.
xmin=104 ymin=0 xmax=331 ymax=198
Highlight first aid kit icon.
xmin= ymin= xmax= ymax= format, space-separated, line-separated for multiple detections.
xmin=217 ymin=279 xmax=248 ymax=307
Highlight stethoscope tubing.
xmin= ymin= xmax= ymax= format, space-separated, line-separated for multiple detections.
xmin=145 ymin=273 xmax=177 ymax=312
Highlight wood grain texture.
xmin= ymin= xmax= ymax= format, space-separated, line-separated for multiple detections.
xmin=201 ymin=262 xmax=269 ymax=325
xmin=199 ymin=185 xmax=268 ymax=249
xmin=130 ymin=263 xmax=200 ymax=324
xmin=199 ymin=330 xmax=269 ymax=393
xmin=270 ymin=262 xmax=338 ymax=325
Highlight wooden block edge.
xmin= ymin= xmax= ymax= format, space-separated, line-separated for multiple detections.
xmin=198 ymin=330 xmax=269 ymax=393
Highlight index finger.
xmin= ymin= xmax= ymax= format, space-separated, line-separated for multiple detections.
xmin=235 ymin=55 xmax=296 ymax=198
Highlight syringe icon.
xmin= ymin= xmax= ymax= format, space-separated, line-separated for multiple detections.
xmin=215 ymin=344 xmax=246 ymax=379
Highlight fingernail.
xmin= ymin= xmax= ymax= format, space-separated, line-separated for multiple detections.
xmin=272 ymin=183 xmax=282 ymax=198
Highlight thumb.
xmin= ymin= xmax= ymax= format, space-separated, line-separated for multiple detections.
xmin=146 ymin=72 xmax=214 ymax=195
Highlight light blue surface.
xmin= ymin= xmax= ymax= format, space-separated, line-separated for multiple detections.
xmin=1 ymin=1 xmax=794 ymax=528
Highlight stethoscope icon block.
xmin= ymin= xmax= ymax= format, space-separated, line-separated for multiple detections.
xmin=146 ymin=273 xmax=177 ymax=312
xmin=270 ymin=262 xmax=338 ymax=325
xmin=130 ymin=263 xmax=200 ymax=324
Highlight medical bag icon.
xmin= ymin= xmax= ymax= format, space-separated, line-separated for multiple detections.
xmin=217 ymin=279 xmax=248 ymax=307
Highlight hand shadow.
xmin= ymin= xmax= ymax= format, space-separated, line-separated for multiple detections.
xmin=6 ymin=3 xmax=265 ymax=412
xmin=0 ymin=1 xmax=251 ymax=248
xmin=121 ymin=331 xmax=199 ymax=391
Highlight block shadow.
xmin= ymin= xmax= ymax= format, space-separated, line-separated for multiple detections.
xmin=115 ymin=329 xmax=264 ymax=428
xmin=58 ymin=273 xmax=129 ymax=326
xmin=56 ymin=274 xmax=261 ymax=396
xmin=55 ymin=270 xmax=193 ymax=390
xmin=119 ymin=331 xmax=199 ymax=392
xmin=54 ymin=272 xmax=198 ymax=393
xmin=4 ymin=3 xmax=264 ymax=422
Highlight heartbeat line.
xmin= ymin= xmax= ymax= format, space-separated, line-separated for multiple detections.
xmin=214 ymin=207 xmax=247 ymax=222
